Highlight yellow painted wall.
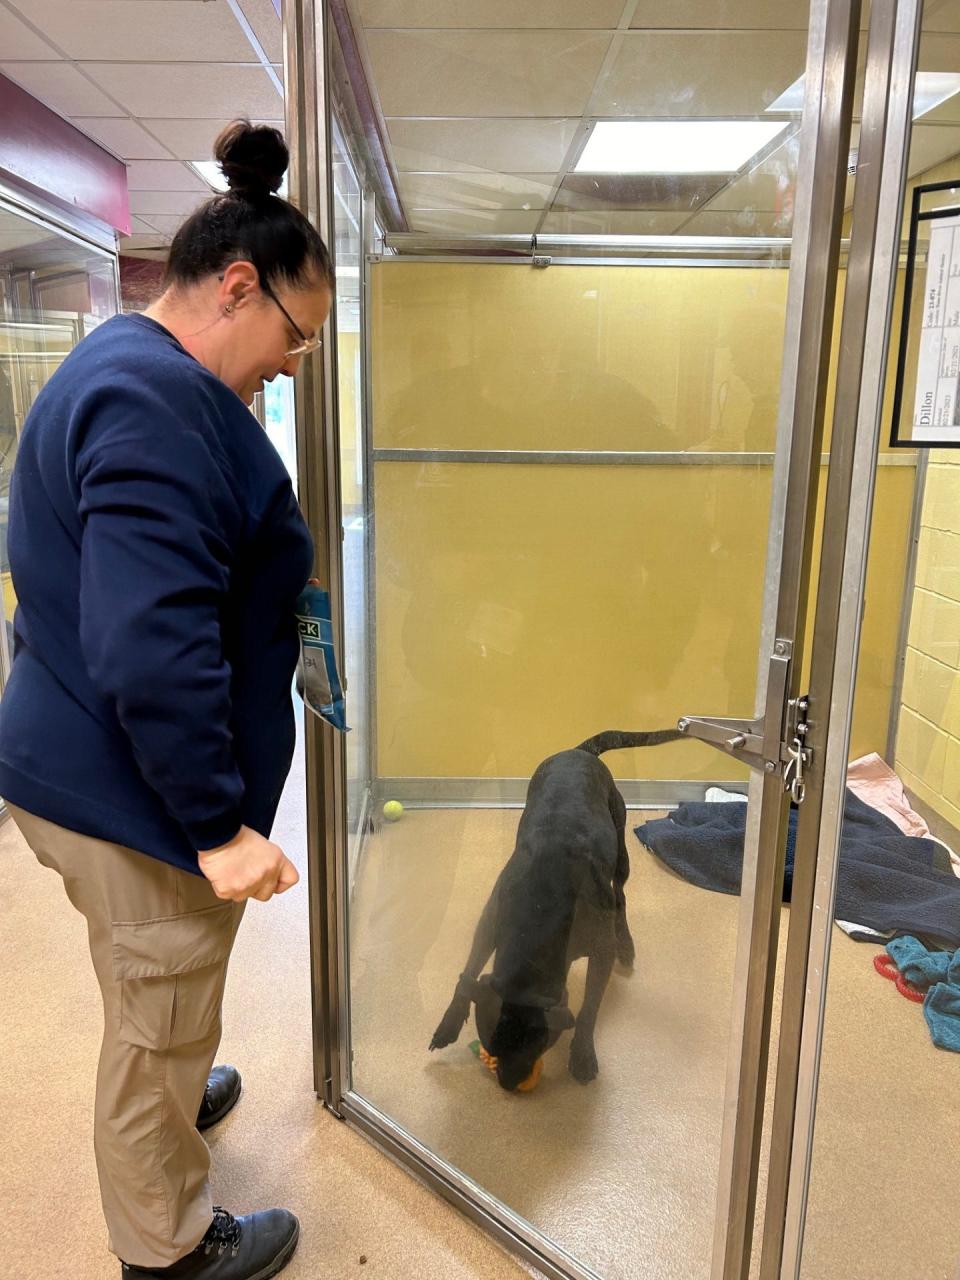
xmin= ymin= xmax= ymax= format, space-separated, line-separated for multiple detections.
xmin=374 ymin=264 xmax=786 ymax=453
xmin=338 ymin=327 xmax=363 ymax=514
xmin=895 ymin=452 xmax=960 ymax=829
xmin=838 ymin=152 xmax=960 ymax=829
xmin=371 ymin=263 xmax=915 ymax=781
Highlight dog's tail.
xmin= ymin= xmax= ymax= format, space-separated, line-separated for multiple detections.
xmin=575 ymin=729 xmax=684 ymax=755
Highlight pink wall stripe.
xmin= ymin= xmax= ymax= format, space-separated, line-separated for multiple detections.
xmin=0 ymin=73 xmax=130 ymax=235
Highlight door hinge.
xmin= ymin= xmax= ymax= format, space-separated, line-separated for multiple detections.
xmin=677 ymin=638 xmax=811 ymax=804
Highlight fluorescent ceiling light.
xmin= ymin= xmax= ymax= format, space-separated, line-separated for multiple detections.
xmin=575 ymin=121 xmax=790 ymax=174
xmin=190 ymin=160 xmax=228 ymax=192
xmin=189 ymin=160 xmax=288 ymax=197
xmin=767 ymin=71 xmax=960 ymax=119
xmin=912 ymin=72 xmax=960 ymax=118
xmin=766 ymin=77 xmax=805 ymax=114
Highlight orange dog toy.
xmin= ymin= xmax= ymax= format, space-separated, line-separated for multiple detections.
xmin=477 ymin=1044 xmax=543 ymax=1092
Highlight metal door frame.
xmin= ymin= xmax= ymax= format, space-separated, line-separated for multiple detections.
xmin=762 ymin=2 xmax=925 ymax=1276
xmin=283 ymin=0 xmax=349 ymax=1107
xmin=284 ymin=0 xmax=897 ymax=1275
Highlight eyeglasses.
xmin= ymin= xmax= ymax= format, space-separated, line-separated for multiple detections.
xmin=261 ymin=282 xmax=323 ymax=358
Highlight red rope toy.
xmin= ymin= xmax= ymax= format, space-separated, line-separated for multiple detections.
xmin=873 ymin=952 xmax=926 ymax=1004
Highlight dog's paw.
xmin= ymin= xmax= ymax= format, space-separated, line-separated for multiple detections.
xmin=569 ymin=1039 xmax=599 ymax=1084
xmin=429 ymin=1005 xmax=468 ymax=1051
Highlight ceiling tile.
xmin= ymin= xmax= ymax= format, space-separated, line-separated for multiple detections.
xmin=920 ymin=2 xmax=960 ymax=34
xmin=85 ymin=62 xmax=283 ymax=118
xmin=917 ymin=32 xmax=960 ymax=71
xmin=0 ymin=216 xmax=56 ymax=254
xmin=129 ymin=215 xmax=163 ymax=234
xmin=140 ymin=213 xmax=194 ymax=234
xmin=141 ymin=117 xmax=282 ymax=159
xmin=71 ymin=116 xmax=175 ymax=159
xmin=129 ymin=189 xmax=209 ymax=215
xmin=539 ymin=209 xmax=689 ymax=234
xmin=126 ymin=159 xmax=210 ymax=191
xmin=916 ymin=34 xmax=960 ymax=123
xmin=118 ymin=232 xmax=170 ymax=249
xmin=357 ymin=0 xmax=624 ymax=27
xmin=398 ymin=172 xmax=556 ymax=211
xmin=407 ymin=208 xmax=541 ymax=234
xmin=237 ymin=0 xmax=283 ymax=61
xmin=6 ymin=0 xmax=253 ymax=62
xmin=0 ymin=6 xmax=58 ymax=58
xmin=595 ymin=31 xmax=808 ymax=116
xmin=907 ymin=124 xmax=960 ymax=178
xmin=386 ymin=118 xmax=582 ymax=173
xmin=0 ymin=61 xmax=125 ymax=115
xmin=118 ymin=230 xmax=168 ymax=244
xmin=364 ymin=30 xmax=611 ymax=116
xmin=554 ymin=172 xmax=728 ymax=212
xmin=679 ymin=207 xmax=793 ymax=237
xmin=707 ymin=133 xmax=801 ymax=212
xmin=630 ymin=1 xmax=807 ymax=29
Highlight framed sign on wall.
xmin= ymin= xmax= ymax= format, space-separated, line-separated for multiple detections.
xmin=891 ymin=178 xmax=960 ymax=448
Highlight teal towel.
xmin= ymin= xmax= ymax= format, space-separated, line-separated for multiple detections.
xmin=925 ymin=985 xmax=960 ymax=1052
xmin=886 ymin=936 xmax=960 ymax=1053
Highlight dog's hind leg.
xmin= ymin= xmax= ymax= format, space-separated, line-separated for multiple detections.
xmin=610 ymin=789 xmax=635 ymax=971
xmin=569 ymin=925 xmax=616 ymax=1084
xmin=429 ymin=886 xmax=499 ymax=1051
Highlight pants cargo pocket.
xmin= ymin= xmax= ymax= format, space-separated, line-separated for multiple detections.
xmin=111 ymin=903 xmax=237 ymax=1051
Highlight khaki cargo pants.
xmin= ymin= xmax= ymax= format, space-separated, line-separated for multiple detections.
xmin=10 ymin=805 xmax=245 ymax=1269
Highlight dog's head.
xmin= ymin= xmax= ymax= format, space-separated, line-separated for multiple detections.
xmin=489 ymin=1002 xmax=551 ymax=1091
xmin=470 ymin=975 xmax=575 ymax=1091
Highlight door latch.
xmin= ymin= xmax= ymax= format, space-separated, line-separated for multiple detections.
xmin=677 ymin=638 xmax=811 ymax=803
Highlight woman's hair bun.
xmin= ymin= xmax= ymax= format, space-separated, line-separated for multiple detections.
xmin=214 ymin=120 xmax=288 ymax=197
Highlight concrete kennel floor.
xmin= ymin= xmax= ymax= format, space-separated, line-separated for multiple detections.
xmin=2 ymin=783 xmax=957 ymax=1279
xmin=349 ymin=806 xmax=960 ymax=1280
xmin=0 ymin=757 xmax=527 ymax=1280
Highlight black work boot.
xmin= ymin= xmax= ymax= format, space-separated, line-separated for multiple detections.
xmin=120 ymin=1206 xmax=299 ymax=1279
xmin=197 ymin=1065 xmax=242 ymax=1131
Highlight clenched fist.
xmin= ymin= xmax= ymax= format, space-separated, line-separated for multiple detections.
xmin=198 ymin=825 xmax=299 ymax=902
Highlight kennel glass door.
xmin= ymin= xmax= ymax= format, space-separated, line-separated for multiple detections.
xmin=751 ymin=1 xmax=960 ymax=1277
xmin=305 ymin=0 xmax=867 ymax=1277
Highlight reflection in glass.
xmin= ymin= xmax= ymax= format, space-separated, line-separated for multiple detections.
xmin=326 ymin=4 xmax=905 ymax=1279
xmin=332 ymin=123 xmax=371 ymax=873
xmin=0 ymin=205 xmax=118 ymax=683
xmin=800 ymin=8 xmax=960 ymax=1278
xmin=349 ymin=263 xmax=804 ymax=1280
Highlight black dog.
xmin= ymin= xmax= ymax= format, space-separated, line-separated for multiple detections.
xmin=429 ymin=729 xmax=684 ymax=1090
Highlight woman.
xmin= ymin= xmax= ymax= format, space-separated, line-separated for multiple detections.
xmin=0 ymin=121 xmax=333 ymax=1280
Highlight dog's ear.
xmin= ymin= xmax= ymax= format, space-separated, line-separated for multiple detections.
xmin=545 ymin=1004 xmax=576 ymax=1032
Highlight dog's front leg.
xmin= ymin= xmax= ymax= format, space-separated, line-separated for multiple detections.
xmin=569 ymin=933 xmax=615 ymax=1083
xmin=429 ymin=887 xmax=498 ymax=1050
xmin=429 ymin=974 xmax=480 ymax=1050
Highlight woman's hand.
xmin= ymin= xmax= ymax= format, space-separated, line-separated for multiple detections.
xmin=198 ymin=825 xmax=300 ymax=902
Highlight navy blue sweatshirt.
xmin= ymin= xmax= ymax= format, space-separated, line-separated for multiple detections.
xmin=0 ymin=313 xmax=314 ymax=874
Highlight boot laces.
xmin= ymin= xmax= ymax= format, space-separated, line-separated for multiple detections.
xmin=203 ymin=1207 xmax=242 ymax=1258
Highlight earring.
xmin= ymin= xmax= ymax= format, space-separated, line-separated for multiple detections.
xmin=224 ymin=303 xmax=234 ymax=314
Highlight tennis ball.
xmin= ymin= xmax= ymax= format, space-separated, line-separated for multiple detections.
xmin=383 ymin=800 xmax=404 ymax=822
